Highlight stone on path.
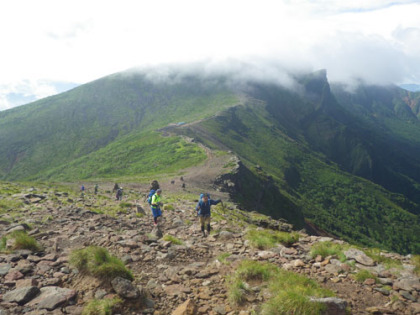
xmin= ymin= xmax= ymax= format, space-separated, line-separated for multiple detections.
xmin=111 ymin=276 xmax=140 ymax=299
xmin=310 ymin=297 xmax=347 ymax=315
xmin=171 ymin=299 xmax=197 ymax=315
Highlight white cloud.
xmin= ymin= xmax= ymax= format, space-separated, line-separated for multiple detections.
xmin=0 ymin=0 xmax=420 ymax=109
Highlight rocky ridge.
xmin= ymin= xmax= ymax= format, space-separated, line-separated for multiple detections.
xmin=0 ymin=184 xmax=419 ymax=314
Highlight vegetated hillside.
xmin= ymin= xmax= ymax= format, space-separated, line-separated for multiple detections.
xmin=0 ymin=72 xmax=239 ymax=180
xmin=0 ymin=67 xmax=419 ymax=253
xmin=174 ymin=71 xmax=420 ymax=254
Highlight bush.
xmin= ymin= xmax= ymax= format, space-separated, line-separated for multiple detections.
xmin=162 ymin=235 xmax=183 ymax=245
xmin=227 ymin=277 xmax=247 ymax=305
xmin=246 ymin=229 xmax=299 ymax=249
xmin=309 ymin=241 xmax=348 ymax=261
xmin=70 ymin=246 xmax=133 ymax=281
xmin=82 ymin=297 xmax=122 ymax=315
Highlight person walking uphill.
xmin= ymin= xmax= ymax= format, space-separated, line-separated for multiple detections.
xmin=196 ymin=194 xmax=221 ymax=237
xmin=151 ymin=189 xmax=163 ymax=226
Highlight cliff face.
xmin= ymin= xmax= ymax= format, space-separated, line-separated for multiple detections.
xmin=214 ymin=156 xmax=305 ymax=229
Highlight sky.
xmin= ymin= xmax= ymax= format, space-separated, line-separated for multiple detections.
xmin=1 ymin=0 xmax=420 ymax=110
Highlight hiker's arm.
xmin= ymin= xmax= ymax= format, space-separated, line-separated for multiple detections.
xmin=210 ymin=199 xmax=221 ymax=205
xmin=195 ymin=202 xmax=201 ymax=212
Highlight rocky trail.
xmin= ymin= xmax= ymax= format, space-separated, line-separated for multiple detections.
xmin=0 ymin=184 xmax=420 ymax=314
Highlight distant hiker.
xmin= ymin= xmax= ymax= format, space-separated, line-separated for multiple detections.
xmin=180 ymin=176 xmax=184 ymax=181
xmin=171 ymin=180 xmax=175 ymax=184
xmin=196 ymin=193 xmax=221 ymax=237
xmin=116 ymin=187 xmax=123 ymax=201
xmin=182 ymin=183 xmax=186 ymax=189
xmin=113 ymin=183 xmax=119 ymax=193
xmin=150 ymin=189 xmax=163 ymax=226
xmin=80 ymin=185 xmax=85 ymax=197
xmin=94 ymin=184 xmax=99 ymax=195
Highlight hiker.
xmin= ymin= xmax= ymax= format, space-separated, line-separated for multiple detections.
xmin=116 ymin=187 xmax=123 ymax=201
xmin=196 ymin=193 xmax=221 ymax=237
xmin=80 ymin=184 xmax=85 ymax=197
xmin=150 ymin=189 xmax=163 ymax=226
xmin=94 ymin=184 xmax=99 ymax=195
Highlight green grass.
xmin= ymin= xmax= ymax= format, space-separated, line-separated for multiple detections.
xmin=227 ymin=260 xmax=334 ymax=313
xmin=162 ymin=235 xmax=183 ymax=245
xmin=70 ymin=246 xmax=133 ymax=281
xmin=217 ymin=252 xmax=232 ymax=264
xmin=0 ymin=231 xmax=41 ymax=252
xmin=163 ymin=204 xmax=175 ymax=211
xmin=353 ymin=269 xmax=378 ymax=283
xmin=82 ymin=297 xmax=122 ymax=315
xmin=412 ymin=255 xmax=420 ymax=276
xmin=363 ymin=248 xmax=402 ymax=269
xmin=246 ymin=229 xmax=299 ymax=249
xmin=310 ymin=241 xmax=348 ymax=262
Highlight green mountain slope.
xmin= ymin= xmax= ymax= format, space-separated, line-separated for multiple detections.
xmin=0 ymin=73 xmax=238 ymax=180
xmin=1 ymin=68 xmax=419 ymax=253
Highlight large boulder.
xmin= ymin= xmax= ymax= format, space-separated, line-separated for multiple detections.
xmin=2 ymin=286 xmax=40 ymax=305
xmin=343 ymin=249 xmax=374 ymax=266
xmin=27 ymin=286 xmax=76 ymax=310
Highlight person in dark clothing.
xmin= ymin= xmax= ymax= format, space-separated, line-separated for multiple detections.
xmin=195 ymin=194 xmax=221 ymax=237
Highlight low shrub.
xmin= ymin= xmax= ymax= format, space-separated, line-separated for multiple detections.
xmin=70 ymin=246 xmax=133 ymax=281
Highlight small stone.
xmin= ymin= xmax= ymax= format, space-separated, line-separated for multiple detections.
xmin=363 ymin=278 xmax=376 ymax=285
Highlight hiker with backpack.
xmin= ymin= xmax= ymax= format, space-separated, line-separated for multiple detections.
xmin=116 ymin=187 xmax=123 ymax=201
xmin=196 ymin=193 xmax=222 ymax=237
xmin=149 ymin=189 xmax=163 ymax=226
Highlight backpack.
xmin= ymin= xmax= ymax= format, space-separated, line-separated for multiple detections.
xmin=147 ymin=190 xmax=156 ymax=205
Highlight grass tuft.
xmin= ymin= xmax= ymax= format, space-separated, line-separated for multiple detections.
xmin=217 ymin=252 xmax=231 ymax=264
xmin=227 ymin=260 xmax=334 ymax=312
xmin=163 ymin=204 xmax=175 ymax=211
xmin=0 ymin=230 xmax=41 ymax=252
xmin=246 ymin=229 xmax=299 ymax=249
xmin=82 ymin=297 xmax=122 ymax=315
xmin=412 ymin=255 xmax=420 ymax=276
xmin=162 ymin=235 xmax=183 ymax=245
xmin=310 ymin=241 xmax=348 ymax=262
xmin=353 ymin=269 xmax=377 ymax=283
xmin=70 ymin=246 xmax=133 ymax=281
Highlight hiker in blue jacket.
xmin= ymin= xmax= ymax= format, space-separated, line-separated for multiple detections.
xmin=196 ymin=194 xmax=221 ymax=237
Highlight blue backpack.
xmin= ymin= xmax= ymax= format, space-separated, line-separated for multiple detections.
xmin=147 ymin=190 xmax=156 ymax=205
